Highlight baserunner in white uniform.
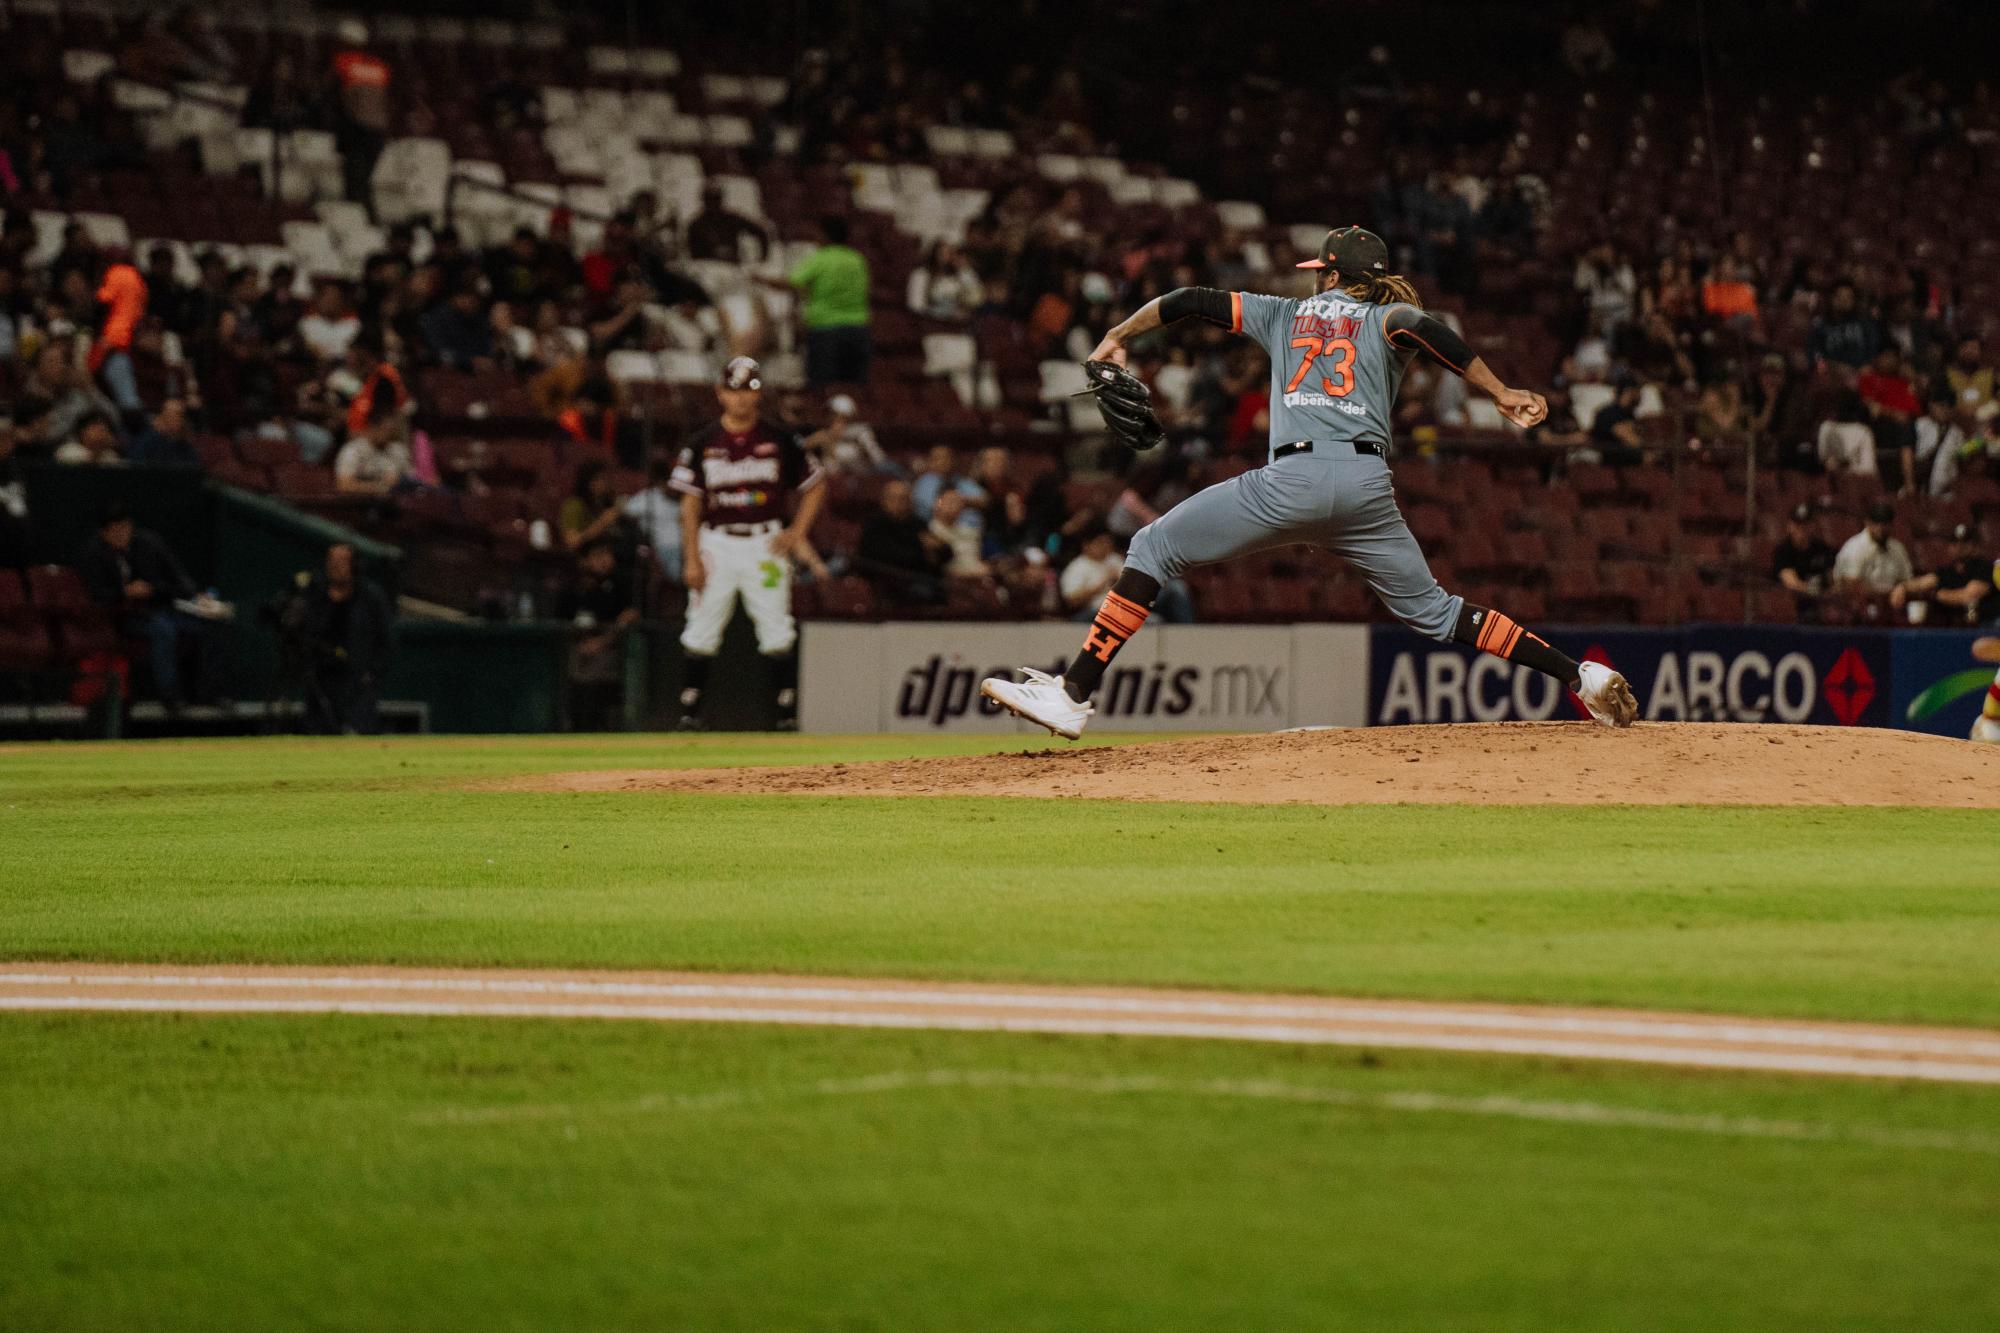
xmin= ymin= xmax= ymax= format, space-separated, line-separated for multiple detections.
xmin=982 ymin=226 xmax=1637 ymax=738
xmin=673 ymin=356 xmax=824 ymax=729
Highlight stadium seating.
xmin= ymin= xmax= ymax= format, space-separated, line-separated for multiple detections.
xmin=2 ymin=2 xmax=1996 ymax=637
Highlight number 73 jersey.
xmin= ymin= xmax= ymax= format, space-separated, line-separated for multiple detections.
xmin=1231 ymin=289 xmax=1421 ymax=458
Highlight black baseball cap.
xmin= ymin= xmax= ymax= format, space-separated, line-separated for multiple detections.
xmin=1867 ymin=500 xmax=1895 ymax=524
xmin=1296 ymin=225 xmax=1390 ymax=276
xmin=720 ymin=356 xmax=762 ymax=391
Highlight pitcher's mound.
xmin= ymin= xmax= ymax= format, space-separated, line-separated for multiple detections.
xmin=522 ymin=723 xmax=2000 ymax=808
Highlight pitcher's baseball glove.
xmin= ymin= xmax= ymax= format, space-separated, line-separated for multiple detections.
xmin=1078 ymin=359 xmax=1166 ymax=452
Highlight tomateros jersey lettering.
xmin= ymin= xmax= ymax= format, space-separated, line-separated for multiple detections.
xmin=671 ymin=421 xmax=822 ymax=526
xmin=1234 ymin=291 xmax=1418 ymax=456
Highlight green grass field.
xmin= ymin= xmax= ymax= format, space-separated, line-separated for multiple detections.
xmin=4 ymin=734 xmax=1999 ymax=1329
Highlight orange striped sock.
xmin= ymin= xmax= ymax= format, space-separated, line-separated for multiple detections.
xmin=1454 ymin=602 xmax=1580 ymax=688
xmin=1083 ymin=591 xmax=1150 ymax=663
xmin=1066 ymin=590 xmax=1153 ymax=699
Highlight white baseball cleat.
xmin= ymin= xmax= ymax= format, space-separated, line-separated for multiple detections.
xmin=1576 ymin=660 xmax=1639 ymax=728
xmin=1972 ymin=716 xmax=2000 ymax=744
xmin=980 ymin=667 xmax=1094 ymax=740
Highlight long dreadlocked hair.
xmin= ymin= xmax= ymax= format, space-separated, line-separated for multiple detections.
xmin=1336 ymin=271 xmax=1425 ymax=308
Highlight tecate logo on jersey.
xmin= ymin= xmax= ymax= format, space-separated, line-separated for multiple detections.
xmin=897 ymin=656 xmax=1285 ymax=728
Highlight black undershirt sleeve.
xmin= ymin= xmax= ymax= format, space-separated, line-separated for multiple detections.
xmin=1158 ymin=286 xmax=1234 ymax=327
xmin=1384 ymin=304 xmax=1477 ymax=377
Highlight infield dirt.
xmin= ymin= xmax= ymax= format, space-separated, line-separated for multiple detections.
xmin=503 ymin=722 xmax=2000 ymax=808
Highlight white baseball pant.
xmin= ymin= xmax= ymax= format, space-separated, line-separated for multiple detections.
xmin=680 ymin=523 xmax=796 ymax=656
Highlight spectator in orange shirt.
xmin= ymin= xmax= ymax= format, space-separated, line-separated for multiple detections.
xmin=331 ymin=21 xmax=392 ymax=213
xmin=1858 ymin=347 xmax=1923 ymax=493
xmin=1700 ymin=256 xmax=1759 ymax=330
xmin=343 ymin=339 xmax=408 ymax=440
xmin=92 ymin=250 xmax=148 ymax=418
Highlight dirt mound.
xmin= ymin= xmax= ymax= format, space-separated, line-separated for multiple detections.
xmin=509 ymin=723 xmax=2000 ymax=807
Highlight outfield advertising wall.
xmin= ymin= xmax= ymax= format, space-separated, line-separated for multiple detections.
xmin=1888 ymin=628 xmax=1999 ymax=738
xmin=800 ymin=622 xmax=1369 ymax=732
xmin=1371 ymin=623 xmax=1994 ymax=736
xmin=804 ymin=620 xmax=1992 ymax=736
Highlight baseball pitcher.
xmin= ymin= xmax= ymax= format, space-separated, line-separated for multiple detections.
xmin=982 ymin=226 xmax=1638 ymax=737
xmin=673 ymin=356 xmax=824 ymax=729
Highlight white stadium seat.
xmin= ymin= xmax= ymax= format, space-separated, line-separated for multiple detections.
xmin=539 ymin=88 xmax=579 ymax=124
xmin=925 ymin=126 xmax=971 ymax=157
xmin=894 ymin=164 xmax=940 ymax=196
xmin=110 ymin=79 xmax=172 ymax=113
xmin=632 ymin=49 xmax=682 ymax=78
xmin=565 ymin=184 xmax=615 ymax=219
xmin=702 ymin=75 xmax=748 ymax=104
xmin=628 ymin=92 xmax=679 ymax=138
xmin=28 ymin=212 xmax=68 ymax=268
xmin=706 ymin=115 xmax=753 ymax=149
xmin=968 ymin=129 xmax=1015 ymax=158
xmin=1038 ymin=359 xmax=1089 ymax=402
xmin=607 ymin=350 xmax=664 ymax=385
xmin=1036 ymin=154 xmax=1081 ymax=182
xmin=663 ymin=114 xmax=707 ymax=147
xmin=281 ymin=221 xmax=345 ymax=279
xmin=470 ymin=19 xmax=520 ymax=47
xmin=1569 ymin=382 xmax=1616 ymax=430
xmin=580 ymin=90 xmax=629 ymax=128
xmin=923 ymin=333 xmax=978 ymax=378
xmin=1288 ymin=223 xmax=1326 ymax=254
xmin=659 ymin=350 xmax=718 ymax=384
xmin=371 ymin=137 xmax=453 ymax=224
xmin=62 ymin=49 xmax=115 ymax=82
xmin=712 ymin=175 xmax=763 ymax=220
xmin=74 ymin=212 xmax=130 ymax=249
xmin=1216 ymin=200 xmax=1268 ymax=230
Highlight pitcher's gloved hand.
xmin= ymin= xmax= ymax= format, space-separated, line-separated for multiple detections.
xmin=1078 ymin=359 xmax=1167 ymax=452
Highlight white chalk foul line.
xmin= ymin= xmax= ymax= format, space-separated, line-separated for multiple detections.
xmin=5 ymin=970 xmax=2000 ymax=1059
xmin=8 ymin=994 xmax=2000 ymax=1084
xmin=409 ymin=1068 xmax=2000 ymax=1157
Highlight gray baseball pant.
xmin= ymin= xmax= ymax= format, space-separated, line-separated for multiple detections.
xmin=1124 ymin=448 xmax=1461 ymax=639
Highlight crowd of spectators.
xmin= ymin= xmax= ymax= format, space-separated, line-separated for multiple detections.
xmin=4 ymin=3 xmax=1999 ymax=670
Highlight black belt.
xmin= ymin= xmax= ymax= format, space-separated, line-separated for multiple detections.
xmin=710 ymin=521 xmax=780 ymax=537
xmin=1273 ymin=440 xmax=1386 ymax=461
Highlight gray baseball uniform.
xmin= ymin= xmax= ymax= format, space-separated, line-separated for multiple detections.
xmin=1125 ymin=290 xmax=1460 ymax=639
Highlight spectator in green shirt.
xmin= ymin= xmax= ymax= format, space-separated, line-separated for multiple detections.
xmin=783 ymin=215 xmax=872 ymax=386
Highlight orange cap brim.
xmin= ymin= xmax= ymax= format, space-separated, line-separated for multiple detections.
xmin=1295 ymin=259 xmax=1329 ymax=269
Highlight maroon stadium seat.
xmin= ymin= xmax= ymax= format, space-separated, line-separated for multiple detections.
xmin=53 ymin=606 xmax=120 ymax=661
xmin=26 ymin=566 xmax=92 ymax=617
xmin=273 ymin=464 xmax=338 ymax=501
xmin=0 ymin=620 xmax=56 ymax=673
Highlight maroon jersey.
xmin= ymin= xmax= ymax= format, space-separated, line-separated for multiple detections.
xmin=669 ymin=420 xmax=822 ymax=526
